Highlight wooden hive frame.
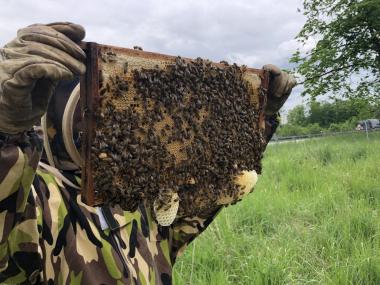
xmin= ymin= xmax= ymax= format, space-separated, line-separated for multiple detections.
xmin=80 ymin=42 xmax=270 ymax=206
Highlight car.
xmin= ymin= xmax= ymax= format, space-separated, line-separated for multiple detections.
xmin=356 ymin=119 xmax=380 ymax=130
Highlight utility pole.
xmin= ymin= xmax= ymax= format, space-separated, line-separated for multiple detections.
xmin=364 ymin=120 xmax=369 ymax=140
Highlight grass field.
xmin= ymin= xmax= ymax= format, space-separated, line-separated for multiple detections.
xmin=173 ymin=132 xmax=380 ymax=285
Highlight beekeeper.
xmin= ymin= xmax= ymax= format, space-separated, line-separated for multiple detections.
xmin=0 ymin=22 xmax=296 ymax=284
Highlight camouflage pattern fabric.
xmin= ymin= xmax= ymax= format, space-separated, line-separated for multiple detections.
xmin=0 ymin=131 xmax=219 ymax=285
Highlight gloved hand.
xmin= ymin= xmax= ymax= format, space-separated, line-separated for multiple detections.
xmin=263 ymin=64 xmax=297 ymax=116
xmin=0 ymin=22 xmax=86 ymax=134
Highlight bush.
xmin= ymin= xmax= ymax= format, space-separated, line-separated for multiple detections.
xmin=328 ymin=123 xmax=341 ymax=132
xmin=278 ymin=120 xmax=357 ymax=138
xmin=306 ymin=123 xmax=323 ymax=134
xmin=276 ymin=124 xmax=308 ymax=137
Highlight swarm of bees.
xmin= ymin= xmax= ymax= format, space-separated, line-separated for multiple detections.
xmin=91 ymin=55 xmax=266 ymax=217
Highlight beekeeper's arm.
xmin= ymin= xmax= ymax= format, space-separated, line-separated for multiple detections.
xmin=169 ymin=66 xmax=296 ymax=261
xmin=0 ymin=23 xmax=85 ymax=276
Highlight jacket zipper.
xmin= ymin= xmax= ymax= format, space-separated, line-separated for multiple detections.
xmin=100 ymin=208 xmax=130 ymax=274
xmin=110 ymin=231 xmax=130 ymax=273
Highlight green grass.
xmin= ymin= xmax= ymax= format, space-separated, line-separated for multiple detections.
xmin=173 ymin=132 xmax=380 ymax=285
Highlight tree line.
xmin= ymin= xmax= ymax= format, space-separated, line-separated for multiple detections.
xmin=276 ymin=98 xmax=380 ymax=137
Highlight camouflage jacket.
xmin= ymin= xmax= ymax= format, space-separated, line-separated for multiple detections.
xmin=0 ymin=131 xmax=218 ymax=285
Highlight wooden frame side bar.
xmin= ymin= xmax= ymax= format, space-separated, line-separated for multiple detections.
xmin=80 ymin=42 xmax=99 ymax=205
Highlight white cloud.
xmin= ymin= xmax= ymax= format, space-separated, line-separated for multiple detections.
xmin=0 ymin=0 xmax=308 ymax=110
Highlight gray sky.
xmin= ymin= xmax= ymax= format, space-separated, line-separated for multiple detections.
xmin=0 ymin=0 xmax=307 ymax=112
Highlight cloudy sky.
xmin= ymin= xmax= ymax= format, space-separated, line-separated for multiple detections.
xmin=0 ymin=0 xmax=308 ymax=113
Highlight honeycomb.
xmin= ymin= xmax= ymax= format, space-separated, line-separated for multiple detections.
xmin=82 ymin=44 xmax=267 ymax=217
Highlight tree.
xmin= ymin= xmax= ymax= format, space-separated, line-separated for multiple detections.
xmin=291 ymin=0 xmax=380 ymax=100
xmin=287 ymin=105 xmax=307 ymax=126
xmin=308 ymin=101 xmax=334 ymax=128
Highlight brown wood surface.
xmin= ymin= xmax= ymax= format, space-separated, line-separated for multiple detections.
xmin=98 ymin=43 xmax=266 ymax=75
xmin=80 ymin=42 xmax=99 ymax=205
